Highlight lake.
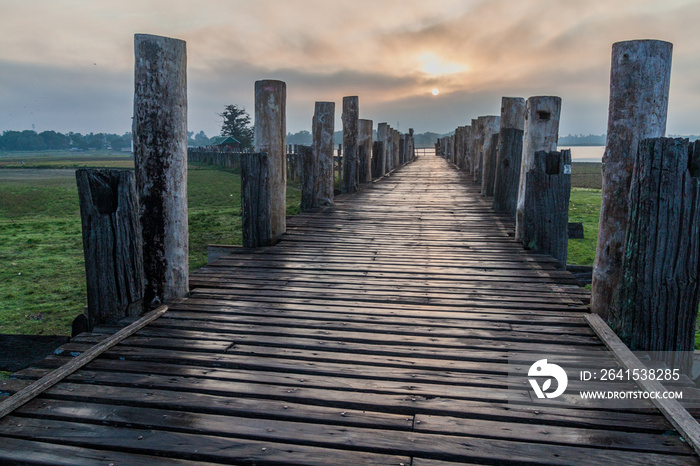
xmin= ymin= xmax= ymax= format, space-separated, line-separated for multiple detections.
xmin=558 ymin=145 xmax=604 ymax=162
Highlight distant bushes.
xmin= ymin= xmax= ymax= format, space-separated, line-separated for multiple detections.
xmin=0 ymin=130 xmax=132 ymax=152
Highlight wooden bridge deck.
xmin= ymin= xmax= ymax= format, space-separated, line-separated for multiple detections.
xmin=1 ymin=155 xmax=697 ymax=464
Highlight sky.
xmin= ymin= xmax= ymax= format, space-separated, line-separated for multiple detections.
xmin=1 ymin=0 xmax=699 ymax=137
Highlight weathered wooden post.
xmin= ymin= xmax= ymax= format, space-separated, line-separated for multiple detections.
xmin=377 ymin=123 xmax=388 ymax=176
xmin=310 ymin=101 xmax=334 ymax=207
xmin=408 ymin=128 xmax=415 ymax=161
xmin=592 ymin=40 xmax=673 ymax=318
xmin=452 ymin=128 xmax=459 ymax=166
xmin=76 ymin=169 xmax=144 ymax=329
xmin=481 ymin=116 xmax=501 ymax=196
xmin=399 ymin=134 xmax=405 ymax=166
xmin=493 ymin=97 xmax=526 ymax=216
xmin=241 ymin=152 xmax=271 ymax=247
xmin=336 ymin=143 xmax=342 ymax=189
xmin=254 ymin=79 xmax=287 ymax=242
xmin=133 ymin=33 xmax=188 ymax=308
xmin=515 ymin=96 xmax=562 ymax=241
xmin=520 ymin=149 xmax=571 ymax=265
xmin=456 ymin=126 xmax=467 ymax=169
xmin=393 ymin=128 xmax=400 ymax=168
xmin=462 ymin=126 xmax=472 ymax=171
xmin=300 ymin=145 xmax=315 ymax=211
xmin=395 ymin=129 xmax=401 ymax=168
xmin=608 ymin=138 xmax=700 ymax=373
xmin=473 ymin=118 xmax=486 ymax=182
xmin=372 ymin=141 xmax=384 ymax=178
xmin=449 ymin=132 xmax=456 ymax=165
xmin=359 ymin=119 xmax=373 ymax=183
xmin=342 ymin=96 xmax=359 ymax=194
xmin=386 ymin=126 xmax=394 ymax=172
xmin=468 ymin=118 xmax=478 ymax=174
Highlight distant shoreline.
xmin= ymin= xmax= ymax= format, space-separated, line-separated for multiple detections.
xmin=560 ymin=143 xmax=604 ymax=147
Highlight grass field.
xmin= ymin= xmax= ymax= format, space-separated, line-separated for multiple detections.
xmin=0 ymin=150 xmax=135 ymax=169
xmin=2 ymin=157 xmax=698 ymax=350
xmin=0 ymin=160 xmax=300 ymax=336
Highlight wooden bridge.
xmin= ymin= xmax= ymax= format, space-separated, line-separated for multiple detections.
xmin=1 ymin=155 xmax=698 ymax=464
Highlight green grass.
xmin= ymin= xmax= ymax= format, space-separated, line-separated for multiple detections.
xmin=571 ymin=162 xmax=602 ymax=190
xmin=0 ymin=150 xmax=135 ymax=169
xmin=567 ymin=188 xmax=601 ymax=266
xmin=0 ymin=161 xmax=300 ymax=336
xmin=567 ymin=162 xmax=602 ymax=266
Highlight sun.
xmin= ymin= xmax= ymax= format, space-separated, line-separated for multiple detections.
xmin=432 ymin=88 xmax=439 ymax=96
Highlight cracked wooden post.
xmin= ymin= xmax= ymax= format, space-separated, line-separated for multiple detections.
xmin=76 ymin=169 xmax=144 ymax=329
xmin=473 ymin=118 xmax=486 ymax=183
xmin=399 ymin=134 xmax=406 ymax=166
xmin=300 ymin=145 xmax=315 ymax=211
xmin=468 ymin=118 xmax=478 ymax=174
xmin=395 ymin=130 xmax=401 ymax=168
xmin=133 ymin=33 xmax=188 ymax=309
xmin=521 ymin=149 xmax=571 ymax=265
xmin=386 ymin=125 xmax=393 ymax=172
xmin=408 ymin=128 xmax=415 ymax=161
xmin=241 ymin=152 xmax=271 ymax=247
xmin=609 ymin=138 xmax=700 ymax=373
xmin=342 ymin=96 xmax=359 ymax=194
xmin=456 ymin=126 xmax=463 ymax=168
xmin=455 ymin=126 xmax=466 ymax=169
xmin=359 ymin=119 xmax=373 ymax=183
xmin=462 ymin=126 xmax=472 ymax=171
xmin=515 ymin=96 xmax=562 ymax=242
xmin=254 ymin=79 xmax=286 ymax=242
xmin=372 ymin=140 xmax=384 ymax=178
xmin=377 ymin=123 xmax=388 ymax=177
xmin=480 ymin=116 xmax=501 ymax=196
xmin=310 ymin=101 xmax=334 ymax=207
xmin=386 ymin=126 xmax=394 ymax=172
xmin=336 ymin=143 xmax=342 ymax=190
xmin=592 ymin=40 xmax=673 ymax=319
xmin=493 ymin=97 xmax=526 ymax=216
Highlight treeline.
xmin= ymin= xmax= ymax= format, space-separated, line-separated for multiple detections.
xmin=0 ymin=130 xmax=133 ymax=152
xmin=558 ymin=134 xmax=606 ymax=146
xmin=0 ymin=129 xmax=221 ymax=152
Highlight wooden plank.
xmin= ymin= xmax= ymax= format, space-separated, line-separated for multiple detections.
xmin=0 ymin=416 xmax=410 ymax=465
xmin=0 ymin=437 xmax=219 ymax=466
xmin=0 ymin=305 xmax=168 ymax=421
xmin=11 ymin=400 xmax=694 ymax=463
xmin=585 ymin=313 xmax=700 ymax=456
xmin=413 ymin=414 xmax=690 ymax=454
xmin=1 ymin=376 xmax=666 ymax=433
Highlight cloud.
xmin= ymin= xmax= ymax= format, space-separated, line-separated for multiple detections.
xmin=0 ymin=0 xmax=698 ymax=135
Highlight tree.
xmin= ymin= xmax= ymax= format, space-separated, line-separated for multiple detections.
xmin=220 ymin=104 xmax=253 ymax=150
xmin=193 ymin=131 xmax=210 ymax=147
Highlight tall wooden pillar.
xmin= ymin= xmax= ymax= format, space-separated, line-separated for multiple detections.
xmin=254 ymin=79 xmax=287 ymax=242
xmin=133 ymin=33 xmax=188 ymax=308
xmin=342 ymin=96 xmax=359 ymax=194
xmin=377 ymin=123 xmax=388 ymax=176
xmin=312 ymin=101 xmax=335 ymax=206
xmin=515 ymin=96 xmax=562 ymax=242
xmin=592 ymin=40 xmax=673 ymax=318
xmin=480 ymin=116 xmax=501 ymax=196
xmin=493 ymin=97 xmax=526 ymax=216
xmin=359 ymin=119 xmax=373 ymax=183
